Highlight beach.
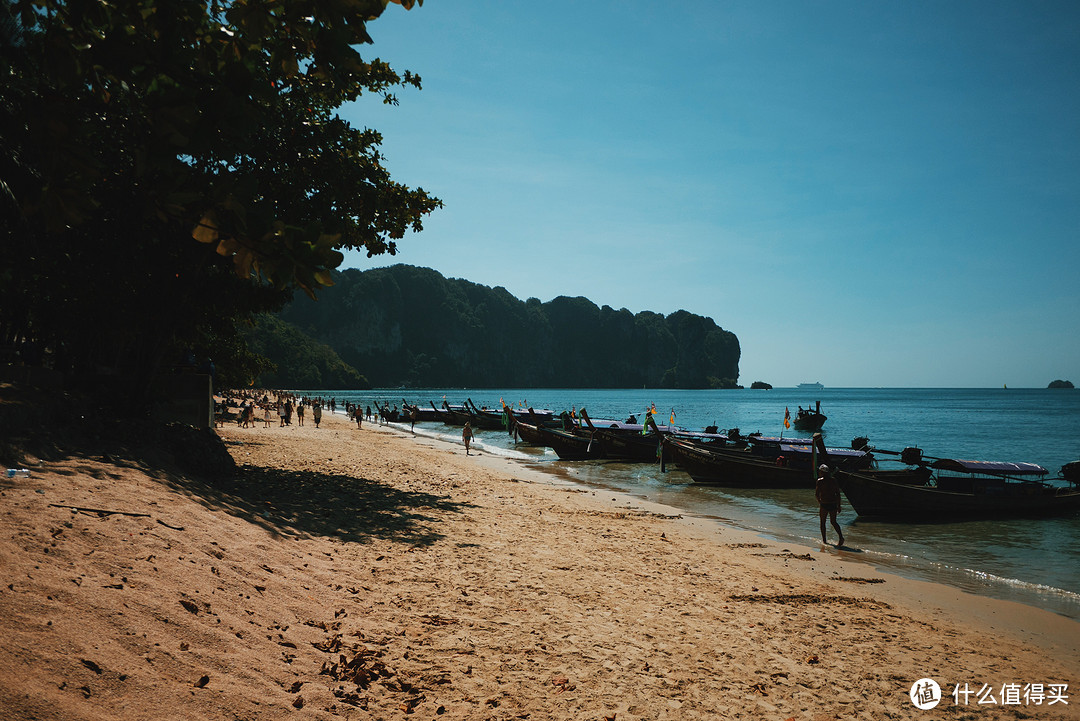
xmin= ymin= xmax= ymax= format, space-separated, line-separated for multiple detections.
xmin=1 ymin=404 xmax=1077 ymax=720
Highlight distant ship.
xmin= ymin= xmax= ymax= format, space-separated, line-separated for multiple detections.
xmin=797 ymin=382 xmax=824 ymax=390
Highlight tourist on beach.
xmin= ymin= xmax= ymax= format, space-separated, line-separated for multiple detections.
xmin=410 ymin=406 xmax=418 ymax=433
xmin=462 ymin=422 xmax=474 ymax=455
xmin=278 ymin=402 xmax=286 ymax=427
xmin=815 ymin=464 xmax=845 ymax=546
xmin=353 ymin=405 xmax=362 ymax=429
xmin=312 ymin=403 xmax=322 ymax=428
xmin=366 ymin=405 xmax=372 ymax=421
xmin=297 ymin=402 xmax=305 ymax=426
xmin=263 ymin=405 xmax=272 ymax=428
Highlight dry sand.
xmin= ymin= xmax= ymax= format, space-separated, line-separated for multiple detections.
xmin=1 ymin=404 xmax=1077 ymax=720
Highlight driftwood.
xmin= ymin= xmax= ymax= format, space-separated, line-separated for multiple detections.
xmin=48 ymin=504 xmax=151 ymax=518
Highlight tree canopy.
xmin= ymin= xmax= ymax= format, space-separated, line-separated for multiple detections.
xmin=0 ymin=0 xmax=440 ymax=399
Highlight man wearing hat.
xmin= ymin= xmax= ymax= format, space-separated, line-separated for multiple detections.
xmin=815 ymin=464 xmax=845 ymax=546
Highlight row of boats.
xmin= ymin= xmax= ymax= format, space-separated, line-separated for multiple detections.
xmin=388 ymin=400 xmax=1080 ymax=522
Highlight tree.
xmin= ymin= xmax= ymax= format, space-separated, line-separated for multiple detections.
xmin=0 ymin=0 xmax=440 ymax=402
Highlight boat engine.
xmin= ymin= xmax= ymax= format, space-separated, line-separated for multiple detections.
xmin=900 ymin=447 xmax=923 ymax=465
xmin=1062 ymin=461 xmax=1080 ymax=485
xmin=851 ymin=436 xmax=870 ymax=450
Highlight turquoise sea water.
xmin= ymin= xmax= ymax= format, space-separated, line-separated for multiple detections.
xmin=307 ymin=387 xmax=1080 ymax=619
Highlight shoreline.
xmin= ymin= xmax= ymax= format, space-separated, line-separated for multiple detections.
xmin=403 ymin=415 xmax=1080 ymax=622
xmin=1 ymin=404 xmax=1077 ymax=719
xmin=390 ymin=415 xmax=1080 ymax=661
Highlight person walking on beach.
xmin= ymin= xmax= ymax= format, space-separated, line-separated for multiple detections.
xmin=353 ymin=404 xmax=363 ymax=429
xmin=462 ymin=422 xmax=474 ymax=455
xmin=312 ymin=403 xmax=322 ymax=428
xmin=816 ymin=464 xmax=845 ymax=546
xmin=410 ymin=406 xmax=418 ymax=433
xmin=297 ymin=401 xmax=305 ymax=426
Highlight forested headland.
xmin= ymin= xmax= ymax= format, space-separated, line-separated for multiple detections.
xmin=256 ymin=264 xmax=740 ymax=389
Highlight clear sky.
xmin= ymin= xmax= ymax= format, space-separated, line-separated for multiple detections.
xmin=337 ymin=1 xmax=1080 ymax=388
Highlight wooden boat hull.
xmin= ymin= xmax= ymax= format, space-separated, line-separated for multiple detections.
xmin=403 ymin=401 xmax=441 ymax=422
xmin=510 ymin=418 xmax=549 ymax=446
xmin=836 ymin=471 xmax=1080 ymax=519
xmin=664 ymin=438 xmax=816 ymax=488
xmin=465 ymin=399 xmax=512 ymax=431
xmin=792 ymin=412 xmax=826 ymax=431
xmin=664 ymin=438 xmax=926 ymax=489
xmin=439 ymin=402 xmax=472 ymax=426
xmin=592 ymin=428 xmax=664 ymax=462
xmin=538 ymin=426 xmax=604 ymax=460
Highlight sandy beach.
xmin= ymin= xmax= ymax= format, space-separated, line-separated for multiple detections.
xmin=1 ymin=402 xmax=1077 ymax=720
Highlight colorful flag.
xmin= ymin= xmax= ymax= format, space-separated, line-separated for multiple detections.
xmin=783 ymin=407 xmax=791 ymax=429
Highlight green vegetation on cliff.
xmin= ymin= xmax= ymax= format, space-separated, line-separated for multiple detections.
xmin=245 ymin=316 xmax=370 ymax=390
xmin=272 ymin=265 xmax=740 ymax=389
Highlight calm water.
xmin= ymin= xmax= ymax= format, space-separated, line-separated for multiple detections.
xmin=310 ymin=387 xmax=1080 ymax=619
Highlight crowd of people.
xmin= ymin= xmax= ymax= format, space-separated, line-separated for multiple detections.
xmin=215 ymin=391 xmax=401 ymax=431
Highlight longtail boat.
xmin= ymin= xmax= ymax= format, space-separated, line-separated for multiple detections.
xmin=576 ymin=409 xmax=673 ymax=463
xmin=465 ymin=398 xmax=509 ymax=430
xmin=402 ymin=400 xmax=441 ymax=422
xmin=836 ymin=459 xmax=1080 ymax=520
xmin=662 ymin=434 xmax=924 ymax=488
xmin=439 ymin=401 xmax=472 ymax=426
xmin=792 ymin=401 xmax=827 ymax=431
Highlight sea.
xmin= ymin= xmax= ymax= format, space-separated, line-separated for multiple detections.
xmin=302 ymin=387 xmax=1080 ymax=620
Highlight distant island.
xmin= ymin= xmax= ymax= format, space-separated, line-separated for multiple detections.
xmin=1048 ymin=379 xmax=1075 ymax=389
xmin=257 ymin=264 xmax=742 ymax=389
xmin=750 ymin=381 xmax=773 ymax=390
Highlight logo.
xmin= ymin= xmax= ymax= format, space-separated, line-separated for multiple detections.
xmin=910 ymin=678 xmax=942 ymax=710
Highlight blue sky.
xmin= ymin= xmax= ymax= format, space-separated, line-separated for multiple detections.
xmin=337 ymin=1 xmax=1080 ymax=388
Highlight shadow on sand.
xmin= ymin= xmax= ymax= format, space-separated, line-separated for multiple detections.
xmin=169 ymin=463 xmax=472 ymax=548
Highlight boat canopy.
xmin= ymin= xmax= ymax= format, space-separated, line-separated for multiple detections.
xmin=580 ymin=420 xmax=676 ymax=432
xmin=672 ymin=430 xmax=730 ymax=442
xmin=929 ymin=459 xmax=1048 ymax=476
xmin=749 ymin=435 xmax=816 ymax=445
xmin=780 ymin=445 xmax=866 ymax=458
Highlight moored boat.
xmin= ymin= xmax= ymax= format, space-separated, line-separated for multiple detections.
xmin=663 ymin=433 xmax=926 ymax=488
xmin=835 ymin=460 xmax=1080 ymax=520
xmin=535 ymin=423 xmax=605 ymax=460
xmin=506 ymin=408 xmax=581 ymax=447
xmin=792 ymin=401 xmax=827 ymax=431
xmin=439 ymin=400 xmax=473 ymax=426
xmin=465 ymin=398 xmax=510 ymax=430
xmin=402 ymin=400 xmax=441 ymax=422
xmin=576 ymin=409 xmax=669 ymax=462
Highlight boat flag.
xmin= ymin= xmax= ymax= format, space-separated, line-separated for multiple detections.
xmin=783 ymin=407 xmax=791 ymax=429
